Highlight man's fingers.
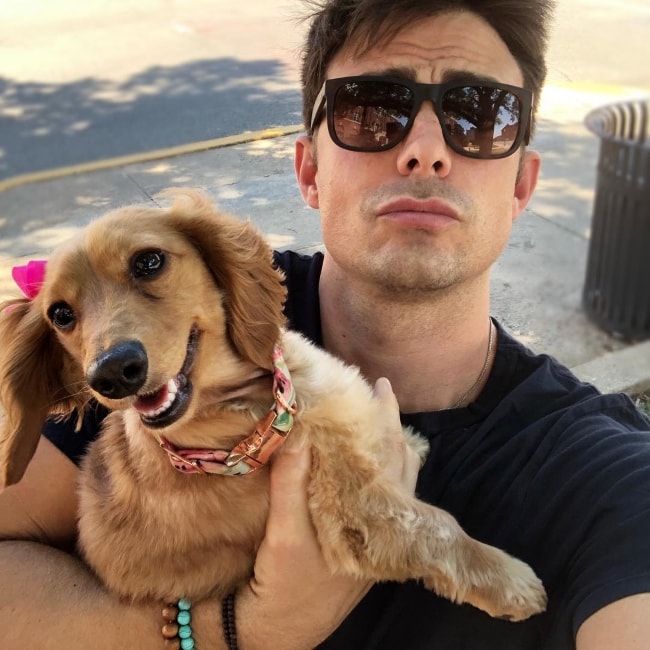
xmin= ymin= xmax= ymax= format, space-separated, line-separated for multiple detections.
xmin=373 ymin=378 xmax=407 ymax=481
xmin=373 ymin=377 xmax=421 ymax=494
xmin=266 ymin=445 xmax=314 ymax=540
xmin=401 ymin=436 xmax=422 ymax=495
xmin=267 ymin=378 xmax=421 ymax=546
xmin=373 ymin=376 xmax=400 ymax=412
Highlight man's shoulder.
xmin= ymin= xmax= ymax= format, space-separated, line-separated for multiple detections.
xmin=410 ymin=322 xmax=649 ymax=509
xmin=495 ymin=324 xmax=648 ymax=434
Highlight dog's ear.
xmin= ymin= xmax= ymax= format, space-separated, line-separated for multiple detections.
xmin=0 ymin=300 xmax=83 ymax=488
xmin=166 ymin=191 xmax=287 ymax=370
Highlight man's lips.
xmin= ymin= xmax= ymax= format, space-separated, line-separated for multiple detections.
xmin=376 ymin=198 xmax=460 ymax=230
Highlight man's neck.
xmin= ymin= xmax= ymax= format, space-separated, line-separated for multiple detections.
xmin=319 ymin=261 xmax=494 ymax=413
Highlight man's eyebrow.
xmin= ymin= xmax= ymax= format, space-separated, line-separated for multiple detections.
xmin=441 ymin=70 xmax=502 ymax=85
xmin=358 ymin=68 xmax=506 ymax=85
xmin=363 ymin=66 xmax=418 ymax=80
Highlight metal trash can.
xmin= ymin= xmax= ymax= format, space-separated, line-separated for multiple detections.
xmin=583 ymin=98 xmax=650 ymax=340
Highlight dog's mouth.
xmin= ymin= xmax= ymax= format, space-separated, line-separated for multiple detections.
xmin=134 ymin=327 xmax=200 ymax=428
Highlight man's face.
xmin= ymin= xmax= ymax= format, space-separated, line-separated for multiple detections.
xmin=297 ymin=11 xmax=540 ymax=298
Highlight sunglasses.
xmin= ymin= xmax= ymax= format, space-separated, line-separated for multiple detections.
xmin=310 ymin=75 xmax=533 ymax=159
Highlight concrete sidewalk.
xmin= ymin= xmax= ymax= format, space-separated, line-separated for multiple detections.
xmin=0 ymin=83 xmax=649 ymax=396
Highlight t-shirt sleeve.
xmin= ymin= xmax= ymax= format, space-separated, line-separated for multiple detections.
xmin=42 ymin=402 xmax=108 ymax=465
xmin=273 ymin=250 xmax=324 ymax=345
xmin=568 ymin=415 xmax=650 ymax=633
xmin=521 ymin=393 xmax=650 ymax=638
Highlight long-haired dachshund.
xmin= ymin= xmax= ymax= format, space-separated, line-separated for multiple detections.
xmin=0 ymin=190 xmax=545 ymax=620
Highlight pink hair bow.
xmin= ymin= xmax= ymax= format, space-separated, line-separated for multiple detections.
xmin=11 ymin=260 xmax=47 ymax=299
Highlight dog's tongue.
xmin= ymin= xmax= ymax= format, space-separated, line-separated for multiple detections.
xmin=134 ymin=383 xmax=169 ymax=414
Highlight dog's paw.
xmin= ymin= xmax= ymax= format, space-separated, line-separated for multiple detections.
xmin=463 ymin=548 xmax=547 ymax=622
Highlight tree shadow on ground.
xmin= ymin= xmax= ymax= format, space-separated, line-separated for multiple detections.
xmin=0 ymin=57 xmax=302 ymax=180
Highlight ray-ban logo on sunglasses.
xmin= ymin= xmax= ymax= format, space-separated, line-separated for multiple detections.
xmin=310 ymin=75 xmax=533 ymax=160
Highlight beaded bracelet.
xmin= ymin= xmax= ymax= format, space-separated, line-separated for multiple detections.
xmin=161 ymin=598 xmax=196 ymax=650
xmin=162 ymin=594 xmax=237 ymax=650
xmin=221 ymin=592 xmax=239 ymax=650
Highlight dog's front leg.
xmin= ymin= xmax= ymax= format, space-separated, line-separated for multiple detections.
xmin=307 ymin=450 xmax=546 ymax=621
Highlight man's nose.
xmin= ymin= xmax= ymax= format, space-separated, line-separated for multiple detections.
xmin=395 ymin=102 xmax=453 ymax=177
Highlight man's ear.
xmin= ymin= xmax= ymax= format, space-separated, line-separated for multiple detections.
xmin=512 ymin=150 xmax=541 ymax=222
xmin=295 ymin=134 xmax=319 ymax=209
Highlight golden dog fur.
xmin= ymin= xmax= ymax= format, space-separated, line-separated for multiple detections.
xmin=0 ymin=190 xmax=546 ymax=620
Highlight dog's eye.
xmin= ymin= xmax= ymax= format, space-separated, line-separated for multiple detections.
xmin=48 ymin=302 xmax=76 ymax=330
xmin=132 ymin=250 xmax=166 ymax=279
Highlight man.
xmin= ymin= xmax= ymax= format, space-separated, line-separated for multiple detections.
xmin=1 ymin=1 xmax=650 ymax=648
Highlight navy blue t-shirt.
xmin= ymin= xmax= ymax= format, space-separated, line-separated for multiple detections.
xmin=45 ymin=250 xmax=650 ymax=649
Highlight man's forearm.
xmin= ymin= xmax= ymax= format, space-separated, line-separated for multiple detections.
xmin=0 ymin=540 xmax=328 ymax=650
xmin=0 ymin=540 xmax=225 ymax=650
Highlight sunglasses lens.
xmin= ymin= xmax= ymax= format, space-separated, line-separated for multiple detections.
xmin=441 ymin=86 xmax=523 ymax=157
xmin=326 ymin=78 xmax=527 ymax=158
xmin=332 ymin=80 xmax=413 ymax=150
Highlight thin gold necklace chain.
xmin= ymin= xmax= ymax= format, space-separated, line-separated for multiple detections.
xmin=452 ymin=319 xmax=495 ymax=409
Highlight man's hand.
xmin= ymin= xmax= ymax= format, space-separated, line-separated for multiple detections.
xmin=236 ymin=378 xmax=421 ymax=650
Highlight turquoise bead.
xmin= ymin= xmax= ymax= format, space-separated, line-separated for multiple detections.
xmin=179 ymin=625 xmax=192 ymax=639
xmin=177 ymin=610 xmax=191 ymax=626
xmin=180 ymin=637 xmax=195 ymax=650
xmin=178 ymin=598 xmax=192 ymax=610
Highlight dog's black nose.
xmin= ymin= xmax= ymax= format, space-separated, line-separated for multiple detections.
xmin=87 ymin=341 xmax=148 ymax=399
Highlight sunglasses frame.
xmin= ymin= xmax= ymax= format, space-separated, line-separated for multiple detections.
xmin=310 ymin=75 xmax=534 ymax=160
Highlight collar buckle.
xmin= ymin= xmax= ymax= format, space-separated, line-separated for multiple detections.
xmin=159 ymin=344 xmax=297 ymax=476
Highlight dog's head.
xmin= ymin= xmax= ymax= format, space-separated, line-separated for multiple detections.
xmin=0 ymin=190 xmax=286 ymax=488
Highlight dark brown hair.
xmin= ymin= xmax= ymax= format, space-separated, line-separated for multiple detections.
xmin=300 ymin=0 xmax=555 ymax=138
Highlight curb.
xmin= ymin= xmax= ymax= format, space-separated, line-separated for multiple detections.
xmin=571 ymin=340 xmax=650 ymax=396
xmin=0 ymin=124 xmax=304 ymax=193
